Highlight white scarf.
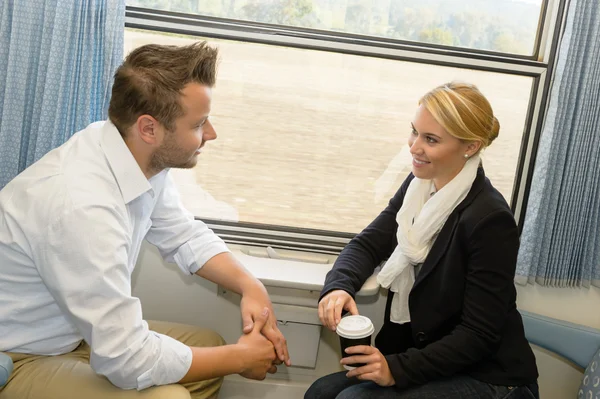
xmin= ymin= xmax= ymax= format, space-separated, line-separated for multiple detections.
xmin=376 ymin=155 xmax=480 ymax=324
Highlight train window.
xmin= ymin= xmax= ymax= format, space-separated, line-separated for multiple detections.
xmin=126 ymin=0 xmax=546 ymax=56
xmin=124 ymin=28 xmax=533 ymax=233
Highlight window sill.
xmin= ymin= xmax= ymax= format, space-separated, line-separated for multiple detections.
xmin=230 ymin=245 xmax=379 ymax=297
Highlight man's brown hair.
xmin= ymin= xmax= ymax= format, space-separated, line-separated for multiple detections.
xmin=108 ymin=41 xmax=218 ymax=136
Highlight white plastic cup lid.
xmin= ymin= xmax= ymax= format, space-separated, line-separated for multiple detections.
xmin=336 ymin=315 xmax=374 ymax=339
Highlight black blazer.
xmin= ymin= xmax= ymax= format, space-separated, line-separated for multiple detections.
xmin=322 ymin=168 xmax=538 ymax=389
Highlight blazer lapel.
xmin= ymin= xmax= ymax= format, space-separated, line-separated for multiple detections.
xmin=412 ymin=168 xmax=487 ymax=289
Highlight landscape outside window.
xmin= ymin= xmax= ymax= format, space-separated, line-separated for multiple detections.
xmin=123 ymin=27 xmax=532 ymax=233
xmin=128 ymin=0 xmax=544 ymax=55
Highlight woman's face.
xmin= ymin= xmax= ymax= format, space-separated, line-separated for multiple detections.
xmin=408 ymin=104 xmax=479 ymax=190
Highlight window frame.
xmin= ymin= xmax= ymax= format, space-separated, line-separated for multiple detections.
xmin=126 ymin=0 xmax=551 ymax=60
xmin=124 ymin=0 xmax=568 ymax=252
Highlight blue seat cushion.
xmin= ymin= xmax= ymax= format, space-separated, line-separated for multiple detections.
xmin=0 ymin=353 xmax=13 ymax=386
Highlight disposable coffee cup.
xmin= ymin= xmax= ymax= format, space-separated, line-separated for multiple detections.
xmin=336 ymin=315 xmax=374 ymax=370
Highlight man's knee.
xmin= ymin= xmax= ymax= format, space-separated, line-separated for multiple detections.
xmin=148 ymin=321 xmax=226 ymax=348
xmin=141 ymin=384 xmax=191 ymax=399
xmin=187 ymin=327 xmax=226 ymax=348
xmin=188 ymin=376 xmax=223 ymax=399
xmin=206 ymin=329 xmax=226 ymax=347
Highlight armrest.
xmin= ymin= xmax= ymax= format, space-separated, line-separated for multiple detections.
xmin=355 ymin=268 xmax=380 ymax=296
xmin=0 ymin=352 xmax=13 ymax=386
xmin=520 ymin=310 xmax=600 ymax=368
xmin=231 ymin=249 xmax=379 ymax=296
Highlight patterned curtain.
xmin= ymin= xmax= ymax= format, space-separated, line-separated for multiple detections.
xmin=516 ymin=0 xmax=600 ymax=287
xmin=0 ymin=0 xmax=125 ymax=188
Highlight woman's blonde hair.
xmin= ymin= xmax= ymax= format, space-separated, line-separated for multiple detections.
xmin=419 ymin=82 xmax=499 ymax=149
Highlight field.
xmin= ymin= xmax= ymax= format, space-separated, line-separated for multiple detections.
xmin=125 ymin=29 xmax=531 ymax=233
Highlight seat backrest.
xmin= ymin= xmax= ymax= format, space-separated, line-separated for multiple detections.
xmin=0 ymin=353 xmax=13 ymax=387
xmin=520 ymin=310 xmax=600 ymax=369
xmin=520 ymin=310 xmax=600 ymax=398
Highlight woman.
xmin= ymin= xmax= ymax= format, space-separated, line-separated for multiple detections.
xmin=305 ymin=82 xmax=538 ymax=399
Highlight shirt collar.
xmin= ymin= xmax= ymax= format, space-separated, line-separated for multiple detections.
xmin=100 ymin=121 xmax=153 ymax=204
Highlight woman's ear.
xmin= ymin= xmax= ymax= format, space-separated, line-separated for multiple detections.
xmin=466 ymin=141 xmax=482 ymax=157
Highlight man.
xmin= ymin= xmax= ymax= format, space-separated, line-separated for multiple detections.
xmin=0 ymin=41 xmax=289 ymax=399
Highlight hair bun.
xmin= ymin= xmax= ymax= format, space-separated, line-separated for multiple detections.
xmin=489 ymin=116 xmax=500 ymax=144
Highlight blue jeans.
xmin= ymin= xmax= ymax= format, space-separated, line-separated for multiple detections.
xmin=304 ymin=371 xmax=539 ymax=399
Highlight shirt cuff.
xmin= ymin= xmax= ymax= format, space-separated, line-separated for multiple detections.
xmin=136 ymin=332 xmax=193 ymax=390
xmin=174 ymin=238 xmax=230 ymax=275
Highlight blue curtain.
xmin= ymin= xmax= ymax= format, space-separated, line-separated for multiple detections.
xmin=0 ymin=0 xmax=125 ymax=189
xmin=516 ymin=0 xmax=600 ymax=288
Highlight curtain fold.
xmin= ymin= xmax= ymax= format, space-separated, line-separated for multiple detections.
xmin=0 ymin=0 xmax=125 ymax=188
xmin=516 ymin=0 xmax=600 ymax=287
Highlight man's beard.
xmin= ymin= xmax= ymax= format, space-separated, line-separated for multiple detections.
xmin=149 ymin=137 xmax=197 ymax=173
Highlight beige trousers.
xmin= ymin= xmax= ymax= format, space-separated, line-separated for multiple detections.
xmin=0 ymin=321 xmax=225 ymax=399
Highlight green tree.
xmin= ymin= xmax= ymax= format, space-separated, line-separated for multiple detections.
xmin=419 ymin=27 xmax=454 ymax=46
xmin=128 ymin=0 xmax=195 ymax=13
xmin=344 ymin=4 xmax=370 ymax=35
xmin=492 ymin=32 xmax=528 ymax=53
xmin=242 ymin=0 xmax=315 ymax=26
xmin=447 ymin=11 xmax=485 ymax=49
xmin=388 ymin=7 xmax=435 ymax=41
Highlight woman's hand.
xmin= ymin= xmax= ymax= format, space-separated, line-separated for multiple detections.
xmin=342 ymin=345 xmax=395 ymax=387
xmin=318 ymin=290 xmax=359 ymax=331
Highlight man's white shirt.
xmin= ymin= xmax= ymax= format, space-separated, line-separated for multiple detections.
xmin=0 ymin=121 xmax=230 ymax=390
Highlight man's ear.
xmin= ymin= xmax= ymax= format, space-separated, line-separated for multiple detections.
xmin=136 ymin=115 xmax=162 ymax=145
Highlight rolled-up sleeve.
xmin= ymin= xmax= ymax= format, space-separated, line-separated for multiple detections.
xmin=33 ymin=204 xmax=192 ymax=390
xmin=145 ymin=172 xmax=230 ymax=275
